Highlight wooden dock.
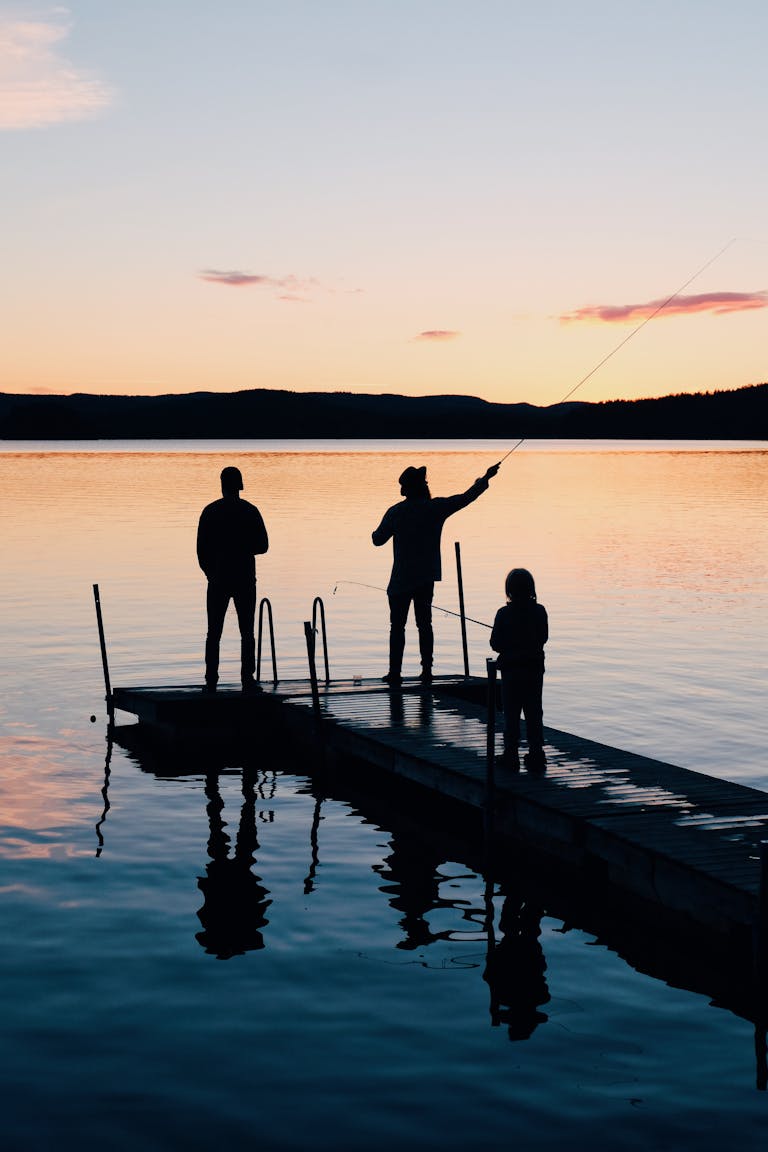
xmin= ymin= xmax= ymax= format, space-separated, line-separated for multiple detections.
xmin=112 ymin=676 xmax=768 ymax=940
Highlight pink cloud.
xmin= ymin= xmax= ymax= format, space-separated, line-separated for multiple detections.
xmin=199 ymin=270 xmax=320 ymax=295
xmin=415 ymin=330 xmax=460 ymax=341
xmin=199 ymin=271 xmax=272 ymax=287
xmin=0 ymin=18 xmax=112 ymax=130
xmin=560 ymin=290 xmax=768 ymax=324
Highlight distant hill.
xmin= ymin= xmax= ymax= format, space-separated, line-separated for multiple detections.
xmin=0 ymin=382 xmax=765 ymax=440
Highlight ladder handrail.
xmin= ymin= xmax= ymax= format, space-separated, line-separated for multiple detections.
xmin=311 ymin=596 xmax=330 ymax=685
xmin=256 ymin=596 xmax=279 ymax=686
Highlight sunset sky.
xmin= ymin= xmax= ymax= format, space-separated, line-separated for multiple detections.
xmin=2 ymin=1 xmax=766 ymax=404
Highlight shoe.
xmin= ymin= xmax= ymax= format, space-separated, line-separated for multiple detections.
xmin=496 ymin=749 xmax=520 ymax=772
xmin=524 ymin=749 xmax=547 ymax=773
xmin=241 ymin=678 xmax=263 ymax=695
xmin=202 ymin=682 xmax=217 ymax=694
xmin=382 ymin=672 xmax=402 ymax=687
xmin=418 ymin=669 xmax=433 ymax=685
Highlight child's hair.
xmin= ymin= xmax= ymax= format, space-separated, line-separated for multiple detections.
xmin=505 ymin=568 xmax=537 ymax=603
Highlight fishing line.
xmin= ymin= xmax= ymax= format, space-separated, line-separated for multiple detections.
xmin=496 ymin=237 xmax=738 ymax=466
xmin=333 ymin=580 xmax=492 ymax=629
xmin=344 ymin=243 xmax=737 ymax=628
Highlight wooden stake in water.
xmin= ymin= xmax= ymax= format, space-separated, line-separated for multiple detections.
xmin=92 ymin=583 xmax=114 ymax=725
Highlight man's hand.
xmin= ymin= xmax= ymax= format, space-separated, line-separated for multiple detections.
xmin=484 ymin=463 xmax=500 ymax=480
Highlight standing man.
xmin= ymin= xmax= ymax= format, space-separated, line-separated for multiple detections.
xmin=197 ymin=466 xmax=269 ymax=693
xmin=372 ymin=462 xmax=499 ymax=686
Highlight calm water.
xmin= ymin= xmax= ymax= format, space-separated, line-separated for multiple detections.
xmin=1 ymin=440 xmax=767 ymax=1149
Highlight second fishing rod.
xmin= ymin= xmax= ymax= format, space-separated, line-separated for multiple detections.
xmin=335 ymin=540 xmax=492 ymax=679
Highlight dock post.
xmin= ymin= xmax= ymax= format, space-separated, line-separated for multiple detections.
xmin=485 ymin=657 xmax=497 ymax=811
xmin=312 ymin=597 xmax=331 ymax=685
xmin=757 ymin=841 xmax=768 ymax=974
xmin=455 ymin=542 xmax=470 ymax=677
xmin=756 ymin=842 xmax=768 ymax=983
xmin=754 ymin=840 xmax=768 ymax=1090
xmin=92 ymin=583 xmax=114 ymax=725
xmin=304 ymin=620 xmax=322 ymax=724
xmin=756 ymin=840 xmax=768 ymax=1090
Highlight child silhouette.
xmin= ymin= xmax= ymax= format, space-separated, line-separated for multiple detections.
xmin=490 ymin=568 xmax=548 ymax=771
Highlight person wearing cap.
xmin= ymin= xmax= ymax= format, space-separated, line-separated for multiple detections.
xmin=197 ymin=466 xmax=269 ymax=693
xmin=372 ymin=462 xmax=499 ymax=686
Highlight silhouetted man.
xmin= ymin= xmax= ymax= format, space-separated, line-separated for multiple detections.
xmin=372 ymin=462 xmax=498 ymax=685
xmin=197 ymin=466 xmax=268 ymax=693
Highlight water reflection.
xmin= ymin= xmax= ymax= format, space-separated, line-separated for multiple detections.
xmin=303 ymin=792 xmax=323 ymax=895
xmin=109 ymin=724 xmax=767 ymax=1085
xmin=196 ymin=769 xmax=272 ymax=959
xmin=110 ymin=727 xmax=274 ymax=959
xmin=386 ymin=686 xmax=434 ymax=729
xmin=94 ymin=728 xmax=113 ymax=858
xmin=375 ymin=834 xmax=455 ymax=951
xmin=484 ymin=883 xmax=550 ymax=1041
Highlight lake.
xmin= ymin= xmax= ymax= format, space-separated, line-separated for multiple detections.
xmin=1 ymin=439 xmax=767 ymax=1149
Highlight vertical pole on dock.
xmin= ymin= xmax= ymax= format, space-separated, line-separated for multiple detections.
xmin=485 ymin=657 xmax=497 ymax=814
xmin=455 ymin=542 xmax=470 ymax=678
xmin=93 ymin=583 xmax=114 ymax=725
xmin=756 ymin=841 xmax=768 ymax=975
xmin=755 ymin=840 xmax=768 ymax=1090
xmin=304 ymin=621 xmax=322 ymax=723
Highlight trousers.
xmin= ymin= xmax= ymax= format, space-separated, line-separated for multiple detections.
xmin=500 ymin=667 xmax=544 ymax=750
xmin=205 ymin=579 xmax=256 ymax=685
xmin=387 ymin=582 xmax=434 ymax=677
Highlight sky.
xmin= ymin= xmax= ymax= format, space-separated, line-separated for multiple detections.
xmin=1 ymin=0 xmax=766 ymax=404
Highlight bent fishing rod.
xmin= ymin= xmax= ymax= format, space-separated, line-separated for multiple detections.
xmin=495 ymin=237 xmax=737 ymax=467
xmin=333 ymin=580 xmax=492 ymax=628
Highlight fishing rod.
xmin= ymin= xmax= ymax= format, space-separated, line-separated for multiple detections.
xmin=346 ymin=238 xmax=735 ymax=631
xmin=333 ymin=580 xmax=492 ymax=629
xmin=496 ymin=237 xmax=738 ymax=467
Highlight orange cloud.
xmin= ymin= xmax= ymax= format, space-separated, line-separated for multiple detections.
xmin=560 ymin=291 xmax=768 ymax=324
xmin=0 ymin=17 xmax=111 ymax=130
xmin=415 ymin=330 xmax=460 ymax=341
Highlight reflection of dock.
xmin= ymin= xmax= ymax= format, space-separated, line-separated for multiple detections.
xmin=112 ymin=676 xmax=768 ymax=942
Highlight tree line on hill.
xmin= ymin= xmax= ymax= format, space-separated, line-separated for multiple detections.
xmin=0 ymin=382 xmax=765 ymax=440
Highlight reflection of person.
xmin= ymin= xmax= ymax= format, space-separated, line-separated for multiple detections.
xmin=376 ymin=833 xmax=454 ymax=951
xmin=483 ymin=892 xmax=550 ymax=1040
xmin=197 ymin=466 xmax=268 ymax=693
xmin=372 ymin=463 xmax=499 ymax=686
xmin=490 ymin=568 xmax=548 ymax=771
xmin=196 ymin=771 xmax=271 ymax=959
